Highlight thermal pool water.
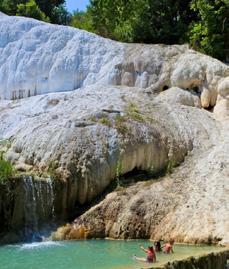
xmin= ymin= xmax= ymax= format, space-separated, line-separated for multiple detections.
xmin=0 ymin=240 xmax=224 ymax=269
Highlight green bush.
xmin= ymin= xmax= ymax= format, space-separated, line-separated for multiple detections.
xmin=99 ymin=116 xmax=112 ymax=127
xmin=125 ymin=103 xmax=144 ymax=122
xmin=189 ymin=0 xmax=229 ymax=60
xmin=115 ymin=159 xmax=123 ymax=187
xmin=115 ymin=115 xmax=128 ymax=134
xmin=0 ymin=153 xmax=14 ymax=183
xmin=16 ymin=0 xmax=50 ymax=22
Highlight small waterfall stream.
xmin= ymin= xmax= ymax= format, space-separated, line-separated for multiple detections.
xmin=23 ymin=176 xmax=56 ymax=240
xmin=0 ymin=175 xmax=57 ymax=243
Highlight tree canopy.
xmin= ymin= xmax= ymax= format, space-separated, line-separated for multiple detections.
xmin=189 ymin=0 xmax=229 ymax=60
xmin=0 ymin=0 xmax=70 ymax=24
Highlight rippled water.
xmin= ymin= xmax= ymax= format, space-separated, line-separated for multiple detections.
xmin=0 ymin=240 xmax=223 ymax=269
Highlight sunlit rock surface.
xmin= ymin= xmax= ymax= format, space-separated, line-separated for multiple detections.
xmin=0 ymin=13 xmax=124 ymax=99
xmin=0 ymin=13 xmax=229 ymax=244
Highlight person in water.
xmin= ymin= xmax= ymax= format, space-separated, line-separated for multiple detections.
xmin=133 ymin=245 xmax=156 ymax=263
xmin=154 ymin=240 xmax=162 ymax=252
xmin=163 ymin=239 xmax=174 ymax=254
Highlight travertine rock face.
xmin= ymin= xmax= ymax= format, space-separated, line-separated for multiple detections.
xmin=0 ymin=13 xmax=228 ymax=111
xmin=214 ymin=77 xmax=229 ymax=120
xmin=0 ymin=13 xmax=228 ymax=244
xmin=0 ymin=14 xmax=124 ymax=99
xmin=0 ymin=86 xmax=199 ymax=206
xmin=53 ymin=89 xmax=229 ymax=244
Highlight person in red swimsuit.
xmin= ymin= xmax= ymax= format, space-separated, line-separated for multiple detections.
xmin=133 ymin=245 xmax=156 ymax=263
xmin=163 ymin=239 xmax=174 ymax=254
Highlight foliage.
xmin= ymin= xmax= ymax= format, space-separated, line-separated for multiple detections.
xmin=47 ymin=160 xmax=58 ymax=179
xmin=92 ymin=104 xmax=143 ymax=135
xmin=16 ymin=0 xmax=49 ymax=22
xmin=115 ymin=159 xmax=123 ymax=188
xmin=84 ymin=0 xmax=227 ymax=60
xmin=88 ymin=0 xmax=137 ymax=41
xmin=0 ymin=0 xmax=69 ymax=24
xmin=0 ymin=152 xmax=14 ymax=183
xmin=88 ymin=0 xmax=195 ymax=44
xmin=189 ymin=0 xmax=229 ymax=60
xmin=132 ymin=0 xmax=196 ymax=44
xmin=165 ymin=160 xmax=175 ymax=174
xmin=51 ymin=4 xmax=71 ymax=25
xmin=115 ymin=115 xmax=128 ymax=135
xmin=34 ymin=0 xmax=65 ymax=20
xmin=70 ymin=10 xmax=95 ymax=32
xmin=0 ymin=0 xmax=19 ymax=15
xmin=99 ymin=116 xmax=112 ymax=127
xmin=125 ymin=103 xmax=144 ymax=122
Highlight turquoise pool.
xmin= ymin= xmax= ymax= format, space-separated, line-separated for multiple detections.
xmin=0 ymin=239 xmax=224 ymax=269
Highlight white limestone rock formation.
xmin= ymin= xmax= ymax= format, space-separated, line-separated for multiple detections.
xmin=0 ymin=13 xmax=229 ymax=244
xmin=0 ymin=86 xmax=199 ymax=206
xmin=53 ymin=88 xmax=229 ymax=244
xmin=214 ymin=77 xmax=229 ymax=120
xmin=0 ymin=12 xmax=228 ymax=111
xmin=0 ymin=13 xmax=124 ymax=99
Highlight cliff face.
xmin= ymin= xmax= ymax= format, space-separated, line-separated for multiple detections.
xmin=0 ymin=13 xmax=229 ymax=244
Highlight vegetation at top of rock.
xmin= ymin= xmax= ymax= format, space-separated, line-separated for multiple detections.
xmin=70 ymin=10 xmax=95 ymax=33
xmin=0 ymin=152 xmax=14 ymax=183
xmin=96 ymin=103 xmax=144 ymax=134
xmin=0 ymin=0 xmax=70 ymax=24
xmin=86 ymin=0 xmax=228 ymax=60
xmin=73 ymin=0 xmax=228 ymax=61
xmin=88 ymin=0 xmax=195 ymax=44
xmin=16 ymin=0 xmax=49 ymax=22
xmin=189 ymin=0 xmax=229 ymax=60
xmin=125 ymin=103 xmax=144 ymax=122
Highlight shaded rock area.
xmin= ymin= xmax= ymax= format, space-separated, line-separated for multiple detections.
xmin=153 ymin=249 xmax=229 ymax=269
xmin=0 ymin=13 xmax=228 ymax=244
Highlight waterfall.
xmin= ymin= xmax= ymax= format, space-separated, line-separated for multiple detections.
xmin=0 ymin=174 xmax=63 ymax=243
xmin=21 ymin=176 xmax=55 ymax=241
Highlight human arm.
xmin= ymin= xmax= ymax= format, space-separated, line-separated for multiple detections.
xmin=140 ymin=245 xmax=148 ymax=253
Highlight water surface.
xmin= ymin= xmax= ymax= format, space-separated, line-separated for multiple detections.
xmin=0 ymin=240 xmax=224 ymax=269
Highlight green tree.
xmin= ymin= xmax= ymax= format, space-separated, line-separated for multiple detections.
xmin=88 ymin=0 xmax=194 ymax=43
xmin=132 ymin=0 xmax=195 ymax=44
xmin=89 ymin=0 xmax=137 ymax=41
xmin=35 ymin=0 xmax=65 ymax=19
xmin=70 ymin=10 xmax=95 ymax=32
xmin=16 ymin=0 xmax=49 ymax=21
xmin=0 ymin=0 xmax=70 ymax=24
xmin=51 ymin=4 xmax=71 ymax=25
xmin=0 ymin=0 xmax=22 ymax=15
xmin=189 ymin=0 xmax=229 ymax=60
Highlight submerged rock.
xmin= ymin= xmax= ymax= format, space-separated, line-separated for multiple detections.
xmin=0 ymin=13 xmax=228 ymax=244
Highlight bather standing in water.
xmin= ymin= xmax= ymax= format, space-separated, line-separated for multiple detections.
xmin=133 ymin=245 xmax=156 ymax=263
xmin=163 ymin=239 xmax=174 ymax=254
xmin=154 ymin=240 xmax=162 ymax=252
